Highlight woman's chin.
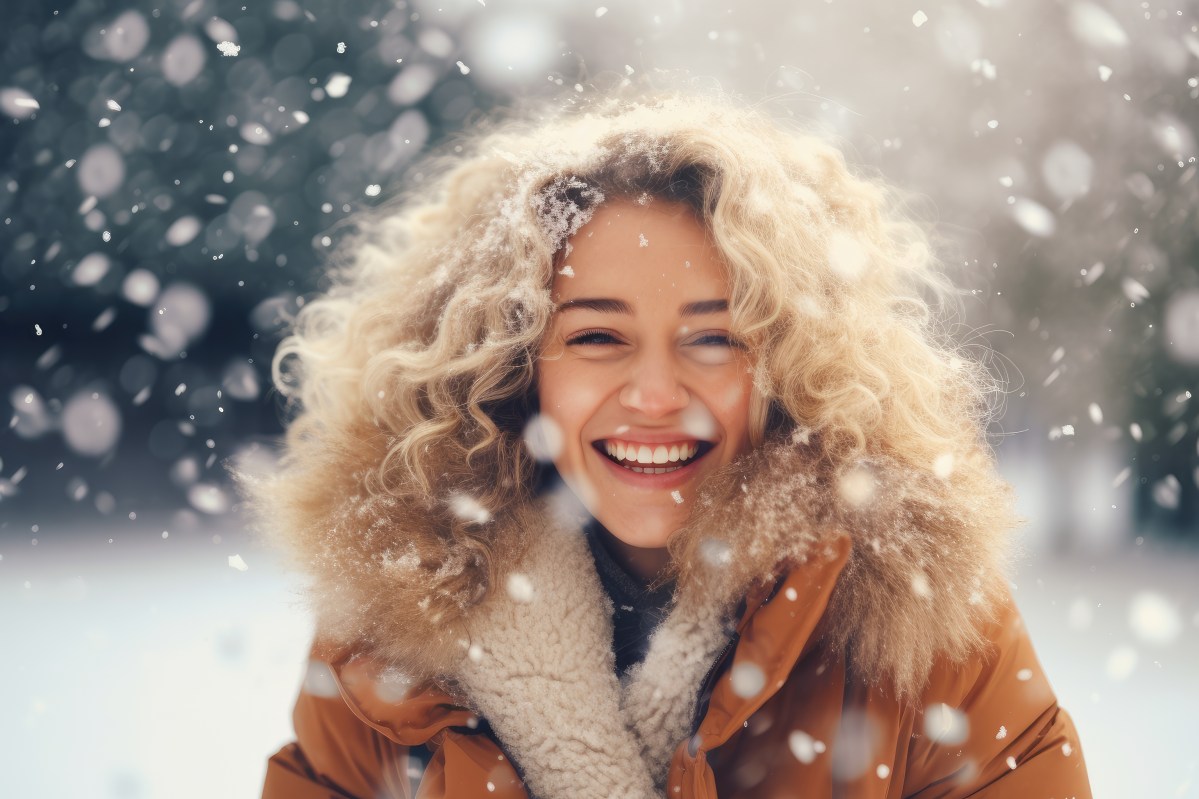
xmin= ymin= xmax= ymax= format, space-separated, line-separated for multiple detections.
xmin=595 ymin=507 xmax=687 ymax=551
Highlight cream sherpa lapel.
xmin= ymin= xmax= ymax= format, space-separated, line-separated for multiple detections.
xmin=454 ymin=515 xmax=669 ymax=798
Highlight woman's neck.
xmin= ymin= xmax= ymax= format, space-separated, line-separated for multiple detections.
xmin=591 ymin=522 xmax=672 ymax=584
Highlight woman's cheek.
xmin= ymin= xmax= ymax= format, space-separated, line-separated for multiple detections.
xmin=538 ymin=362 xmax=606 ymax=467
xmin=541 ymin=362 xmax=605 ymax=420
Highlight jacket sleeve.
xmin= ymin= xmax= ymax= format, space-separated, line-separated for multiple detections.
xmin=261 ymin=650 xmax=530 ymax=799
xmin=903 ymin=593 xmax=1092 ymax=798
xmin=261 ymin=679 xmax=416 ymax=799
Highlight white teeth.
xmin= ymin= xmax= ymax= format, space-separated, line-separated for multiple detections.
xmin=601 ymin=439 xmax=705 ymax=467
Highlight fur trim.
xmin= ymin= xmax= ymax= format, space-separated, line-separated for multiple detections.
xmin=249 ymin=437 xmax=1014 ymax=796
xmin=670 ymin=438 xmax=1013 ymax=698
xmin=234 ymin=422 xmax=532 ymax=679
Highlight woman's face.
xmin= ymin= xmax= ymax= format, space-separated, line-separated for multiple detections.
xmin=537 ymin=199 xmax=754 ymax=551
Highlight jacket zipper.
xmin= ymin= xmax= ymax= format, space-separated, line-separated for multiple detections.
xmin=688 ymin=631 xmax=740 ymax=743
xmin=687 ymin=579 xmax=786 ymax=745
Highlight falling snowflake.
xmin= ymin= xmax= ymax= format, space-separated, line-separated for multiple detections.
xmin=506 ymin=573 xmax=534 ymax=603
xmin=910 ymin=572 xmax=933 ymax=598
xmin=325 ymin=73 xmax=352 ymax=98
xmin=837 ymin=466 xmax=875 ymax=507
xmin=1121 ymin=277 xmax=1150 ymax=303
xmin=923 ymin=704 xmax=969 ymax=745
xmin=826 ymin=230 xmax=869 ymax=281
xmin=730 ymin=661 xmax=765 ymax=698
xmin=1010 ymin=198 xmax=1056 ymax=237
xmin=788 ymin=730 xmax=825 ymax=764
xmin=216 ymin=41 xmax=240 ymax=57
xmin=699 ymin=538 xmax=732 ymax=567
xmin=522 ymin=415 xmax=563 ymax=462
xmin=1129 ymin=591 xmax=1182 ymax=645
xmin=449 ymin=493 xmax=493 ymax=525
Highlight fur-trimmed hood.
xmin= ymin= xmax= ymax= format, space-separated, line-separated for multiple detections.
xmin=245 ymin=435 xmax=1016 ymax=799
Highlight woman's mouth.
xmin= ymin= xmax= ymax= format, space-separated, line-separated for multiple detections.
xmin=592 ymin=439 xmax=715 ymax=474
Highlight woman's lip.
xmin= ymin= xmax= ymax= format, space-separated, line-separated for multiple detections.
xmin=590 ymin=441 xmax=713 ymax=491
xmin=593 ymin=432 xmax=712 ymax=445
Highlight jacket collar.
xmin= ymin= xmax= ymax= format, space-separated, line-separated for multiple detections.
xmin=292 ymin=438 xmax=1014 ymax=798
xmin=318 ymin=530 xmax=854 ymax=798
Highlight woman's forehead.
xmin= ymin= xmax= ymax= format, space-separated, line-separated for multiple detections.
xmin=551 ymin=199 xmax=729 ymax=306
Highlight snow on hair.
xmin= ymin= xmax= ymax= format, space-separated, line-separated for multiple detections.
xmin=243 ymin=89 xmax=1010 ymax=638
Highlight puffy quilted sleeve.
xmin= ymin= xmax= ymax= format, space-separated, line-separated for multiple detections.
xmin=261 ymin=647 xmax=529 ymax=799
xmin=903 ymin=592 xmax=1092 ymax=798
xmin=261 ymin=676 xmax=416 ymax=799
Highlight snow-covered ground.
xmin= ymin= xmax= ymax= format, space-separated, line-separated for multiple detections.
xmin=1010 ymin=540 xmax=1199 ymax=799
xmin=0 ymin=517 xmax=1194 ymax=798
xmin=0 ymin=521 xmax=310 ymax=799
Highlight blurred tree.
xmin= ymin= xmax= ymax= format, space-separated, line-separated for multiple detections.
xmin=0 ymin=0 xmax=499 ymax=526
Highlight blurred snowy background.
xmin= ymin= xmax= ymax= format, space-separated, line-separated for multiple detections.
xmin=1 ymin=0 xmax=1196 ymax=797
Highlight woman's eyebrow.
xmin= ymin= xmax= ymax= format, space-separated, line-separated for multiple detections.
xmin=679 ymin=299 xmax=728 ymax=317
xmin=555 ymin=298 xmax=729 ymax=316
xmin=556 ymin=298 xmax=632 ymax=314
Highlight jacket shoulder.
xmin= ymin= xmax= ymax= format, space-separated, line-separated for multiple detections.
xmin=264 ymin=643 xmax=528 ymax=799
xmin=902 ymin=592 xmax=1092 ymax=797
xmin=263 ymin=673 xmax=413 ymax=798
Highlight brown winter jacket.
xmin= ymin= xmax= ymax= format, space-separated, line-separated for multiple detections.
xmin=259 ymin=443 xmax=1092 ymax=798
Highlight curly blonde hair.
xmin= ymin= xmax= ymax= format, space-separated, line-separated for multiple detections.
xmin=248 ymin=89 xmax=1010 ymax=627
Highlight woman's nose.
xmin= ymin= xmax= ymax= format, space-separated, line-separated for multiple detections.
xmin=618 ymin=354 xmax=690 ymax=418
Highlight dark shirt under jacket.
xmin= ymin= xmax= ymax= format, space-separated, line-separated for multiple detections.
xmin=583 ymin=518 xmax=675 ymax=677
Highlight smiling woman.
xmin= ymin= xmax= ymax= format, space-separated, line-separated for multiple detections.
xmin=239 ymin=89 xmax=1092 ymax=798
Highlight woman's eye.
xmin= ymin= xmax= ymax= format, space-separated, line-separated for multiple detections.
xmin=691 ymin=334 xmax=737 ymax=348
xmin=566 ymin=330 xmax=621 ymax=346
xmin=688 ymin=333 xmax=744 ymax=350
xmin=686 ymin=333 xmax=743 ymax=365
